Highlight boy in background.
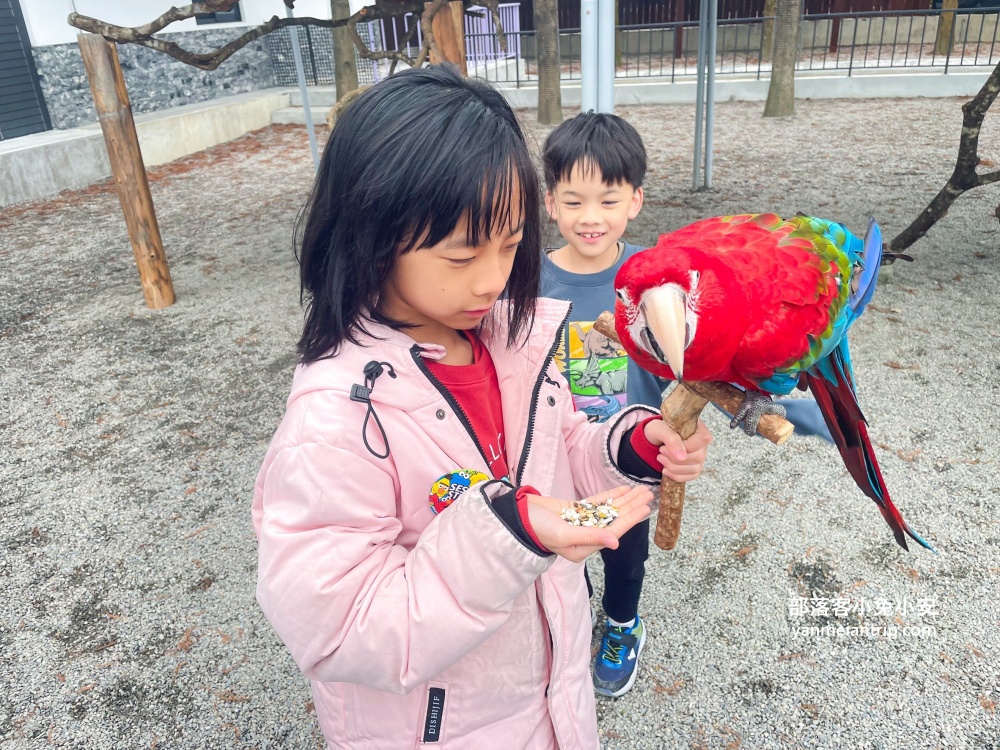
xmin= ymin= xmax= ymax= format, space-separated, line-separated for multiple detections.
xmin=540 ymin=112 xmax=831 ymax=698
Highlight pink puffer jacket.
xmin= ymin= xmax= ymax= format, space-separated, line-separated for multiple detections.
xmin=252 ymin=298 xmax=657 ymax=749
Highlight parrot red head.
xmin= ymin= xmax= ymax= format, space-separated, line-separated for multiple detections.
xmin=613 ymin=242 xmax=752 ymax=384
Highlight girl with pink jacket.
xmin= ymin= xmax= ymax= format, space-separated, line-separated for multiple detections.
xmin=252 ymin=64 xmax=712 ymax=749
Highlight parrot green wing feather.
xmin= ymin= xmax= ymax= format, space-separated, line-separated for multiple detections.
xmin=760 ymin=215 xmax=862 ymax=389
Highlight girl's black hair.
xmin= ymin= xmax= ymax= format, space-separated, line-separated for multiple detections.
xmin=542 ymin=111 xmax=647 ymax=190
xmin=295 ymin=64 xmax=541 ymax=362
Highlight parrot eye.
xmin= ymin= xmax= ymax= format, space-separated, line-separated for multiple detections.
xmin=615 ymin=289 xmax=627 ymax=303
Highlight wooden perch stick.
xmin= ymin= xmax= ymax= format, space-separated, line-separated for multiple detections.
xmin=592 ymin=311 xmax=793 ymax=550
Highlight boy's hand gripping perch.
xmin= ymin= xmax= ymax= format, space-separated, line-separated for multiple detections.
xmin=593 ymin=311 xmax=794 ymax=551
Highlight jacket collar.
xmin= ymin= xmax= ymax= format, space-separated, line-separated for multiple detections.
xmin=356 ymin=297 xmax=571 ymax=362
xmin=288 ymin=298 xmax=572 ymax=409
xmin=478 ymin=297 xmax=570 ymax=369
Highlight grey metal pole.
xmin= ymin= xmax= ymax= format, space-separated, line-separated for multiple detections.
xmin=581 ymin=0 xmax=599 ymax=112
xmin=288 ymin=7 xmax=320 ymax=171
xmin=597 ymin=0 xmax=615 ymax=113
xmin=704 ymin=0 xmax=717 ymax=188
xmin=692 ymin=0 xmax=709 ymax=190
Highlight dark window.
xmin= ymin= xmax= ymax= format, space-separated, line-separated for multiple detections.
xmin=0 ymin=0 xmax=51 ymax=140
xmin=195 ymin=2 xmax=242 ymax=24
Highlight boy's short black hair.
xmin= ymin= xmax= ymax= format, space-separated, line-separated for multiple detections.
xmin=542 ymin=111 xmax=647 ymax=190
xmin=295 ymin=64 xmax=541 ymax=362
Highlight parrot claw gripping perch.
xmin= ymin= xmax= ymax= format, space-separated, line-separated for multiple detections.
xmin=611 ymin=213 xmax=934 ymax=553
xmin=730 ymin=391 xmax=787 ymax=437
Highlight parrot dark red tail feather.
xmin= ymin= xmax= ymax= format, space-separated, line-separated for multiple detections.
xmin=804 ymin=347 xmax=934 ymax=552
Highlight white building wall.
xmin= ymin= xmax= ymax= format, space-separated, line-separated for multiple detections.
xmin=20 ymin=0 xmax=334 ymax=47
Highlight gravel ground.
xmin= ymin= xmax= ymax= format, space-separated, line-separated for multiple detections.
xmin=2 ymin=96 xmax=999 ymax=749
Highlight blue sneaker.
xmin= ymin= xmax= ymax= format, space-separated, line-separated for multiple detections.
xmin=593 ymin=615 xmax=646 ymax=697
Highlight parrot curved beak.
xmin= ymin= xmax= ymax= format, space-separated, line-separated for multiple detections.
xmin=641 ymin=285 xmax=688 ymax=382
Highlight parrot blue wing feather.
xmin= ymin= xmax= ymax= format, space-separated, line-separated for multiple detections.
xmin=850 ymin=218 xmax=883 ymax=315
xmin=756 ymin=370 xmax=799 ymax=395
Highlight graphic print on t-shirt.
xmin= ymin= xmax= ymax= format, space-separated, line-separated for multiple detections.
xmin=554 ymin=321 xmax=628 ymax=423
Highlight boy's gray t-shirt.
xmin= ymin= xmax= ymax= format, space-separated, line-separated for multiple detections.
xmin=540 ymin=242 xmax=666 ymax=423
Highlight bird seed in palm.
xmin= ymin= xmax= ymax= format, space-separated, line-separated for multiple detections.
xmin=560 ymin=498 xmax=620 ymax=528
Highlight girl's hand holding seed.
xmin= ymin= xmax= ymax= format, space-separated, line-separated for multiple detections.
xmin=525 ymin=485 xmax=654 ymax=563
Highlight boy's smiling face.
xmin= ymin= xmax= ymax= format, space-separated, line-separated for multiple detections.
xmin=545 ymin=161 xmax=643 ymax=273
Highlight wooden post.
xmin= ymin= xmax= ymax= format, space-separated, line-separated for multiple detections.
xmin=828 ymin=0 xmax=843 ymax=54
xmin=427 ymin=1 xmax=468 ymax=75
xmin=78 ymin=34 xmax=175 ymax=309
xmin=934 ymin=0 xmax=958 ymax=57
xmin=593 ymin=311 xmax=794 ymax=550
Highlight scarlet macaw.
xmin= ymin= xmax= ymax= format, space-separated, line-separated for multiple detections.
xmin=614 ymin=213 xmax=932 ymax=552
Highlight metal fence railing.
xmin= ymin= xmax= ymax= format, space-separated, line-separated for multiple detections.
xmin=801 ymin=7 xmax=1000 ymax=73
xmin=466 ymin=7 xmax=1000 ymax=86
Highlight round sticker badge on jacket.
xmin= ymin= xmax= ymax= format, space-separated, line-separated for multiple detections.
xmin=429 ymin=469 xmax=490 ymax=515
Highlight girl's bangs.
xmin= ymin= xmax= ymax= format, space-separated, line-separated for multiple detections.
xmin=464 ymin=152 xmax=531 ymax=246
xmin=409 ymin=132 xmax=536 ymax=252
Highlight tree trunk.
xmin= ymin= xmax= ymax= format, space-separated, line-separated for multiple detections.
xmin=535 ymin=0 xmax=563 ymax=125
xmin=934 ymin=0 xmax=958 ymax=57
xmin=331 ymin=0 xmax=358 ymax=100
xmin=763 ymin=0 xmax=800 ymax=117
xmin=761 ymin=0 xmax=777 ymax=63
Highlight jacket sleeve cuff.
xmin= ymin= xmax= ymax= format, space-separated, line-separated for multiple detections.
xmin=619 ymin=416 xmax=662 ymax=479
xmin=514 ymin=486 xmax=550 ymax=553
xmin=604 ymin=405 xmax=661 ymax=485
xmin=480 ymin=480 xmax=552 ymax=557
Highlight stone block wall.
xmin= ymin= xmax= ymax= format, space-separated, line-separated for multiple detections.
xmin=32 ymin=28 xmax=277 ymax=130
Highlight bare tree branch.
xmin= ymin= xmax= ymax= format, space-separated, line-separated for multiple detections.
xmin=890 ymin=60 xmax=1000 ymax=253
xmin=418 ymin=0 xmax=451 ymax=67
xmin=119 ymin=2 xmax=240 ymax=37
xmin=69 ymin=1 xmax=511 ymax=76
xmin=389 ymin=19 xmax=422 ymax=74
xmin=346 ymin=20 xmax=419 ymax=69
xmin=342 ymin=0 xmax=450 ymax=72
xmin=68 ymin=2 xmax=427 ymax=71
xmin=478 ymin=0 xmax=508 ymax=53
xmin=978 ymin=170 xmax=1000 ymax=186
